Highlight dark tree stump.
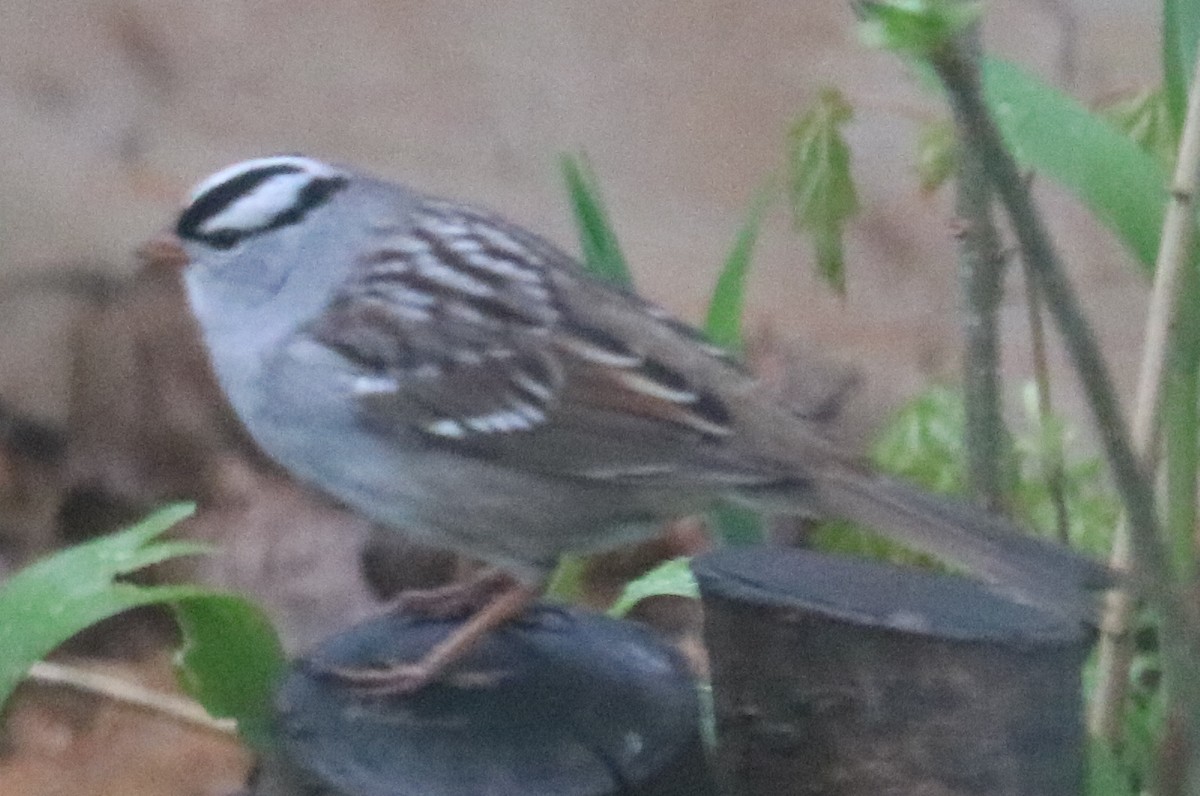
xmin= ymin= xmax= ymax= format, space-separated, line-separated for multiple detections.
xmin=249 ymin=604 xmax=715 ymax=796
xmin=694 ymin=547 xmax=1093 ymax=796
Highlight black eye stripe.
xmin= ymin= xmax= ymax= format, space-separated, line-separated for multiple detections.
xmin=176 ymin=165 xmax=347 ymax=249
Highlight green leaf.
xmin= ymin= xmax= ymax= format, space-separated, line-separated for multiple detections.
xmin=1097 ymin=86 xmax=1179 ymax=174
xmin=543 ymin=554 xmax=587 ymax=603
xmin=915 ymin=116 xmax=959 ymax=194
xmin=1164 ymin=0 xmax=1200 ymax=132
xmin=560 ymin=154 xmax=634 ymax=287
xmin=607 ymin=557 xmax=698 ymax=618
xmin=787 ymin=88 xmax=859 ymax=294
xmin=857 ymin=0 xmax=983 ymax=56
xmin=0 ymin=504 xmax=286 ymax=751
xmin=704 ymin=182 xmax=775 ymax=349
xmin=982 ymin=58 xmax=1167 ymax=273
xmin=809 ymin=518 xmax=941 ymax=568
xmin=0 ymin=504 xmax=201 ymax=708
xmin=871 ymin=386 xmax=967 ymax=494
xmin=709 ymin=502 xmax=765 ymax=546
xmin=174 ymin=595 xmax=285 ymax=749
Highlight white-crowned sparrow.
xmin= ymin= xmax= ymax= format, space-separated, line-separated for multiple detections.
xmin=169 ymin=155 xmax=1108 ymax=690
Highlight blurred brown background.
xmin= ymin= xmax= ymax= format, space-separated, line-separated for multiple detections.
xmin=0 ymin=2 xmax=1161 ymax=794
xmin=0 ymin=0 xmax=1156 ymax=423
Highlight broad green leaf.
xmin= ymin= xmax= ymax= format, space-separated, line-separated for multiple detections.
xmin=175 ymin=594 xmax=285 ymax=749
xmin=982 ymin=58 xmax=1167 ymax=272
xmin=0 ymin=504 xmax=202 ymax=708
xmin=915 ymin=117 xmax=958 ymax=194
xmin=1097 ymin=86 xmax=1178 ymax=174
xmin=857 ymin=0 xmax=983 ymax=56
xmin=709 ymin=502 xmax=765 ymax=546
xmin=607 ymin=557 xmax=698 ymax=618
xmin=787 ymin=88 xmax=860 ymax=293
xmin=560 ymin=154 xmax=634 ymax=287
xmin=704 ymin=182 xmax=775 ymax=349
xmin=1164 ymin=0 xmax=1200 ymax=131
xmin=0 ymin=503 xmax=285 ymax=751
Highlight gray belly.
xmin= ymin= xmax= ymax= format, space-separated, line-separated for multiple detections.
xmin=246 ymin=347 xmax=709 ymax=578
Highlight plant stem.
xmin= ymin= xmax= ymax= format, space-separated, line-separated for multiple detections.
xmin=1165 ymin=265 xmax=1200 ymax=577
xmin=1021 ymin=260 xmax=1071 ymax=543
xmin=26 ymin=660 xmax=237 ymax=736
xmin=929 ymin=36 xmax=1200 ymax=777
xmin=930 ymin=42 xmax=1157 ymax=601
xmin=952 ymin=26 xmax=1010 ymax=514
xmin=1089 ymin=49 xmax=1200 ymax=746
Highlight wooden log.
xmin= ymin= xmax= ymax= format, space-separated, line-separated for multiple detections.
xmin=694 ymin=547 xmax=1093 ymax=796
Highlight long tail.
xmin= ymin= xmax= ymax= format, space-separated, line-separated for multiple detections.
xmin=808 ymin=468 xmax=1113 ymax=623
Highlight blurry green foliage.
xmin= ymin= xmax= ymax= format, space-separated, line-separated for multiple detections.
xmin=560 ymin=153 xmax=634 ymax=287
xmin=857 ymin=0 xmax=983 ymax=57
xmin=0 ymin=504 xmax=285 ymax=749
xmin=787 ymin=88 xmax=860 ymax=294
xmin=1098 ymin=87 xmax=1179 ymax=174
xmin=915 ymin=117 xmax=959 ymax=195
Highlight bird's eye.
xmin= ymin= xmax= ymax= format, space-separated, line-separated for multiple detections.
xmin=177 ymin=155 xmax=348 ymax=249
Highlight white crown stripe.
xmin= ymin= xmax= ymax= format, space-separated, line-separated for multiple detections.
xmin=186 ymin=155 xmax=342 ymax=203
xmin=199 ymin=171 xmax=316 ymax=235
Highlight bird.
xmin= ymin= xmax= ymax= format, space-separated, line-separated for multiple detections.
xmin=167 ymin=154 xmax=1110 ymax=692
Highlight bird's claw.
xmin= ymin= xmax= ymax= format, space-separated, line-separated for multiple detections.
xmin=316 ymin=661 xmax=507 ymax=695
xmin=318 ymin=661 xmax=437 ymax=696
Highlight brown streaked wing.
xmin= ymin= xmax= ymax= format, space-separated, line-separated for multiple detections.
xmin=310 ymin=195 xmax=775 ymax=485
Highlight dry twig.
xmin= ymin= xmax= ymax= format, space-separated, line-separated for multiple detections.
xmin=25 ymin=660 xmax=236 ymax=737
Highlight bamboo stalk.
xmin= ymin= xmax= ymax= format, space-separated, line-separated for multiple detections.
xmin=1089 ymin=51 xmax=1200 ymax=744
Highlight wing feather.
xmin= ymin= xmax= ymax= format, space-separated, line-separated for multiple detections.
xmin=307 ymin=196 xmax=779 ymax=487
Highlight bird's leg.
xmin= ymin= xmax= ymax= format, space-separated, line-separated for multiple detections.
xmin=389 ymin=566 xmax=516 ymax=619
xmin=325 ymin=579 xmax=542 ymax=695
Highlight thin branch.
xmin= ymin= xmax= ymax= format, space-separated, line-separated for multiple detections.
xmin=930 ymin=41 xmax=1158 ymax=602
xmin=1090 ymin=49 xmax=1200 ymax=744
xmin=952 ymin=24 xmax=1010 ymax=512
xmin=25 ymin=660 xmax=237 ymax=737
xmin=1021 ymin=261 xmax=1071 ymax=544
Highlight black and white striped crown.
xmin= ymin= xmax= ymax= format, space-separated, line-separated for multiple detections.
xmin=176 ymin=155 xmax=348 ymax=250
